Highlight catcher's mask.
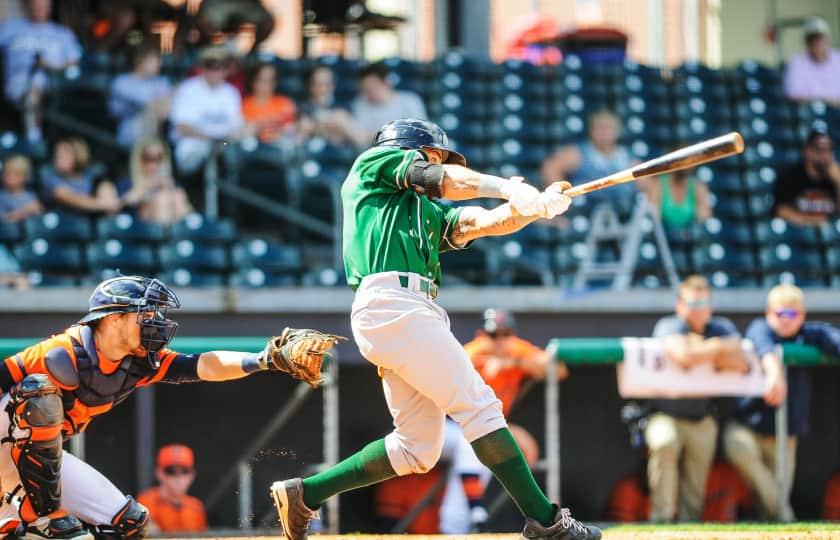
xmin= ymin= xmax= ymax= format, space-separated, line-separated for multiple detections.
xmin=372 ymin=118 xmax=467 ymax=166
xmin=78 ymin=275 xmax=181 ymax=369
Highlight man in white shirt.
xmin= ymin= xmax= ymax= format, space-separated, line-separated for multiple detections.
xmin=352 ymin=63 xmax=427 ymax=142
xmin=784 ymin=17 xmax=840 ymax=105
xmin=169 ymin=46 xmax=244 ymax=174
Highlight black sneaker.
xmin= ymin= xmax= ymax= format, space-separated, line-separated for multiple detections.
xmin=521 ymin=507 xmax=601 ymax=540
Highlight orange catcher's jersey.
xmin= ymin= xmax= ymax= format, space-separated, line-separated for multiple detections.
xmin=137 ymin=487 xmax=208 ymax=533
xmin=464 ymin=334 xmax=543 ymax=416
xmin=1 ymin=324 xmax=200 ymax=435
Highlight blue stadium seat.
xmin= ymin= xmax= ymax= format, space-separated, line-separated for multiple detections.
xmin=302 ymin=136 xmax=356 ymax=167
xmin=693 ymin=242 xmax=757 ymax=276
xmin=230 ymin=268 xmax=299 ymax=287
xmin=699 ymin=217 xmax=753 ymax=245
xmin=672 ymin=74 xmax=728 ymax=102
xmin=820 ymin=218 xmax=840 ymax=245
xmin=0 ymin=220 xmax=22 ymax=245
xmin=754 ymin=218 xmax=822 ymax=247
xmin=15 ymin=239 xmax=84 ymax=274
xmin=25 ymin=212 xmax=92 ymax=242
xmin=747 ymin=192 xmax=774 ymax=220
xmin=440 ymin=239 xmax=492 ymax=284
xmin=97 ymin=214 xmax=165 ymax=243
xmin=158 ymin=269 xmax=227 ymax=288
xmin=826 ymin=246 xmax=840 ymax=272
xmin=759 ymin=245 xmax=825 ymax=284
xmin=87 ymin=240 xmax=157 ymax=276
xmin=159 ymin=240 xmax=228 ymax=273
xmin=707 ymin=270 xmax=760 ymax=288
xmin=742 ymin=166 xmax=777 ymax=194
xmin=710 ymin=195 xmax=749 ymax=221
xmin=696 ymin=166 xmax=743 ymax=194
xmin=763 ymin=272 xmax=827 ymax=288
xmin=674 ymin=96 xmax=731 ymax=125
xmin=170 ymin=214 xmax=236 ymax=244
xmin=25 ymin=272 xmax=79 ymax=287
xmin=616 ymin=95 xmax=673 ymax=122
xmin=232 ymin=238 xmax=303 ymax=274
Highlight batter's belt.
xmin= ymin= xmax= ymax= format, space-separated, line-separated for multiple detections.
xmin=360 ymin=271 xmax=439 ymax=300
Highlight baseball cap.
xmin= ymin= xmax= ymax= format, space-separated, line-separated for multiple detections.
xmin=157 ymin=444 xmax=194 ymax=469
xmin=804 ymin=17 xmax=830 ymax=38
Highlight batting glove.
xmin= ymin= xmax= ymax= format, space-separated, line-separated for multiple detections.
xmin=538 ymin=181 xmax=572 ymax=219
xmin=500 ymin=176 xmax=545 ymax=217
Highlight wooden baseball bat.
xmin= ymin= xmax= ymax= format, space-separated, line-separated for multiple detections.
xmin=560 ymin=132 xmax=744 ymax=198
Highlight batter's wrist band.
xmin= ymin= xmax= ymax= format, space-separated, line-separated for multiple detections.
xmin=478 ymin=175 xmax=505 ymax=198
xmin=242 ymin=352 xmax=266 ymax=373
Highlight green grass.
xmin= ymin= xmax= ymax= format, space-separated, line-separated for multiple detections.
xmin=606 ymin=522 xmax=840 ymax=532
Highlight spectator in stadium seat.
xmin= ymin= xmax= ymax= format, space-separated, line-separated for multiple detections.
xmin=109 ymin=45 xmax=173 ymax=148
xmin=645 ymin=168 xmax=712 ymax=230
xmin=374 ymin=467 xmax=446 ymax=534
xmin=352 ymin=63 xmax=427 ymax=142
xmin=42 ymin=137 xmax=121 ymax=216
xmin=725 ymin=284 xmax=840 ymax=522
xmin=541 ymin=110 xmax=639 ymax=206
xmin=118 ymin=137 xmax=192 ymax=225
xmin=0 ymin=154 xmax=41 ymax=222
xmin=0 ymin=0 xmax=82 ymax=145
xmin=137 ymin=444 xmax=207 ymax=533
xmin=645 ymin=275 xmax=748 ymax=523
xmin=169 ymin=45 xmax=245 ymax=175
xmin=784 ymin=17 xmax=840 ymax=105
xmin=773 ymin=126 xmax=840 ymax=226
xmin=298 ymin=65 xmax=365 ymax=147
xmin=241 ymin=62 xmax=297 ymax=147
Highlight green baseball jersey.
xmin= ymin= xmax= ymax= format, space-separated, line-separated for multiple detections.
xmin=341 ymin=146 xmax=465 ymax=290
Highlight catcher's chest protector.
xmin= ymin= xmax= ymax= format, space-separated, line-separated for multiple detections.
xmin=47 ymin=326 xmax=155 ymax=432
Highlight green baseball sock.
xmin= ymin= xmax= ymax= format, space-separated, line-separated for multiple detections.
xmin=301 ymin=438 xmax=395 ymax=509
xmin=471 ymin=427 xmax=556 ymax=526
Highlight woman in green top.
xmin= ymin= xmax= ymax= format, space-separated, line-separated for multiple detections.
xmin=646 ymin=168 xmax=712 ymax=229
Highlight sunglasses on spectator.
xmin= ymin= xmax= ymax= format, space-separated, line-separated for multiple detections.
xmin=203 ymin=60 xmax=226 ymax=70
xmin=162 ymin=466 xmax=193 ymax=476
xmin=142 ymin=152 xmax=164 ymax=163
xmin=774 ymin=308 xmax=801 ymax=320
xmin=682 ymin=298 xmax=711 ymax=309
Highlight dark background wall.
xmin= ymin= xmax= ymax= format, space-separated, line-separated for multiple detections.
xmin=0 ymin=310 xmax=838 ymax=529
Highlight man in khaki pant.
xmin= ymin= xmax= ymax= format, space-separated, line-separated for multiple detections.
xmin=725 ymin=284 xmax=840 ymax=521
xmin=645 ymin=275 xmax=748 ymax=522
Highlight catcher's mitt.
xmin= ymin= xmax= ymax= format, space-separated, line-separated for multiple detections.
xmin=259 ymin=328 xmax=346 ymax=387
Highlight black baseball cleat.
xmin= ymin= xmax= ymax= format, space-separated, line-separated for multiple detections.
xmin=521 ymin=507 xmax=601 ymax=540
xmin=21 ymin=514 xmax=93 ymax=540
xmin=270 ymin=478 xmax=319 ymax=540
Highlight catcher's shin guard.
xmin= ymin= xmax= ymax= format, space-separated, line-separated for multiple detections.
xmin=5 ymin=374 xmax=64 ymax=524
xmin=90 ymin=496 xmax=149 ymax=539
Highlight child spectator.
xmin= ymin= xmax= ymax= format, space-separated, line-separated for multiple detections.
xmin=42 ymin=137 xmax=120 ymax=216
xmin=109 ymin=45 xmax=173 ymax=148
xmin=137 ymin=444 xmax=207 ymax=533
xmin=241 ymin=62 xmax=297 ymax=146
xmin=0 ymin=154 xmax=41 ymax=222
xmin=118 ymin=137 xmax=192 ymax=225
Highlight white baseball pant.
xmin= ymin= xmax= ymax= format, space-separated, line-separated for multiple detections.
xmin=0 ymin=394 xmax=130 ymax=527
xmin=351 ymin=272 xmax=507 ymax=476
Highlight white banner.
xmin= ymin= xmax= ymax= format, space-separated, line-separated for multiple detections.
xmin=617 ymin=337 xmax=766 ymax=398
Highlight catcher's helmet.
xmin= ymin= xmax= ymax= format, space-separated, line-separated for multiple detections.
xmin=483 ymin=308 xmax=516 ymax=335
xmin=373 ymin=118 xmax=466 ymax=166
xmin=78 ymin=275 xmax=181 ymax=369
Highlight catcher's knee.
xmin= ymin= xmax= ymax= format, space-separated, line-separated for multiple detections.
xmin=6 ymin=374 xmax=64 ymax=522
xmin=93 ymin=496 xmax=149 ymax=539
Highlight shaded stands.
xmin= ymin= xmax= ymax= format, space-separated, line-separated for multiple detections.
xmin=4 ymin=51 xmax=840 ymax=287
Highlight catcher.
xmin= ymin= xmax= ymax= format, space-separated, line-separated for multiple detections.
xmin=0 ymin=274 xmax=340 ymax=540
xmin=271 ymin=118 xmax=600 ymax=540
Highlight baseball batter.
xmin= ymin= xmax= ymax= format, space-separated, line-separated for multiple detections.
xmin=272 ymin=118 xmax=601 ymax=540
xmin=0 ymin=275 xmax=338 ymax=540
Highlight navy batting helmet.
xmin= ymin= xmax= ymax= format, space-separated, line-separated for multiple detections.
xmin=79 ymin=275 xmax=180 ymax=369
xmin=483 ymin=308 xmax=516 ymax=335
xmin=373 ymin=118 xmax=466 ymax=166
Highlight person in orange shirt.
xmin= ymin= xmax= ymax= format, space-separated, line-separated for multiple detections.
xmin=439 ymin=308 xmax=568 ymax=533
xmin=374 ymin=466 xmax=445 ymax=534
xmin=242 ymin=62 xmax=297 ymax=145
xmin=0 ymin=274 xmax=338 ymax=540
xmin=137 ymin=445 xmax=207 ymax=533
